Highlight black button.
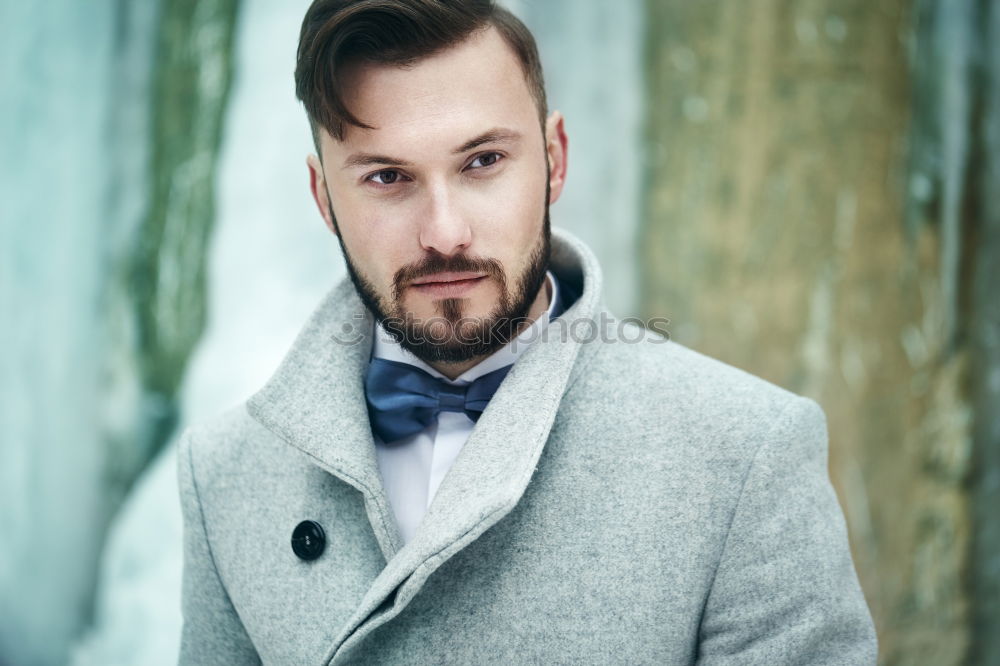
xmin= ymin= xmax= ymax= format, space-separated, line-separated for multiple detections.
xmin=291 ymin=520 xmax=326 ymax=561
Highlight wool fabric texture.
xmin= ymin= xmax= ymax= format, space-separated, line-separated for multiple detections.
xmin=178 ymin=227 xmax=877 ymax=665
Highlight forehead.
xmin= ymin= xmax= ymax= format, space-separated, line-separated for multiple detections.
xmin=330 ymin=26 xmax=540 ymax=155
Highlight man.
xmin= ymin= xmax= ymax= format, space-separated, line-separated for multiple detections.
xmin=178 ymin=0 xmax=878 ymax=663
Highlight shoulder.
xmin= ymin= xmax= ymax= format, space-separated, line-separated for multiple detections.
xmin=177 ymin=403 xmax=289 ymax=492
xmin=561 ymin=313 xmax=825 ymax=460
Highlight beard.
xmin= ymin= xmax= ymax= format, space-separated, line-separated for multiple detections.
xmin=328 ymin=184 xmax=552 ymax=366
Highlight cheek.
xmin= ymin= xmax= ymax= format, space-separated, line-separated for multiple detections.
xmin=336 ymin=205 xmax=401 ymax=289
xmin=472 ymin=174 xmax=547 ymax=261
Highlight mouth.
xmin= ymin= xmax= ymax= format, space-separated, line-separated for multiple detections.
xmin=409 ymin=272 xmax=488 ymax=298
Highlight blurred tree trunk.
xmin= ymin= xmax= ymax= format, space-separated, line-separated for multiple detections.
xmin=0 ymin=0 xmax=238 ymax=663
xmin=969 ymin=1 xmax=1000 ymax=662
xmin=641 ymin=0 xmax=994 ymax=663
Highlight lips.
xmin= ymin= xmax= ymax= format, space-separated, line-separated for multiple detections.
xmin=410 ymin=271 xmax=487 ymax=286
xmin=409 ymin=273 xmax=488 ymax=297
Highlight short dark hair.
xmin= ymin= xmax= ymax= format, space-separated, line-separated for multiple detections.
xmin=294 ymin=0 xmax=547 ymax=148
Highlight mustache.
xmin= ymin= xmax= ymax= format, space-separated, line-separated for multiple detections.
xmin=392 ymin=254 xmax=506 ymax=301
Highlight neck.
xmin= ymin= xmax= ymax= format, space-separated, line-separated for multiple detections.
xmin=428 ymin=276 xmax=552 ymax=380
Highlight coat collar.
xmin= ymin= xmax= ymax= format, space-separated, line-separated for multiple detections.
xmin=246 ymin=226 xmax=605 ymax=655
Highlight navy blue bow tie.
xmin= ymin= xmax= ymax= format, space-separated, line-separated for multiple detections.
xmin=364 ymin=357 xmax=513 ymax=443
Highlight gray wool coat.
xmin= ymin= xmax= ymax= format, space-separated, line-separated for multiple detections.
xmin=178 ymin=227 xmax=877 ymax=665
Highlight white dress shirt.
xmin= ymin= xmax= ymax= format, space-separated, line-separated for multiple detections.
xmin=371 ymin=271 xmax=562 ymax=545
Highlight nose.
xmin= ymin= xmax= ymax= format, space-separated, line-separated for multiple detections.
xmin=418 ymin=181 xmax=472 ymax=257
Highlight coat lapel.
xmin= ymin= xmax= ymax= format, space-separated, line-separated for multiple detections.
xmin=245 ymin=279 xmax=404 ymax=560
xmin=246 ymin=227 xmax=605 ymax=662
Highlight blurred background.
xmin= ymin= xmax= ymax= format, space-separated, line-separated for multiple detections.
xmin=1 ymin=0 xmax=997 ymax=664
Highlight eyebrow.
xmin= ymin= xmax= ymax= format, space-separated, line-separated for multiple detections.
xmin=452 ymin=128 xmax=522 ymax=154
xmin=341 ymin=153 xmax=410 ymax=170
xmin=341 ymin=127 xmax=523 ymax=170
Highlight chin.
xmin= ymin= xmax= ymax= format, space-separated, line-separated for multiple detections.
xmin=408 ymin=293 xmax=494 ymax=322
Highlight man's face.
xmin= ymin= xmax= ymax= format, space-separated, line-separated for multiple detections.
xmin=307 ymin=26 xmax=568 ymax=367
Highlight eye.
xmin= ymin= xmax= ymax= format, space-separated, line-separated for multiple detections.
xmin=467 ymin=152 xmax=503 ymax=170
xmin=366 ymin=169 xmax=403 ymax=186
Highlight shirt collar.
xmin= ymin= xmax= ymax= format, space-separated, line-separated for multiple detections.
xmin=371 ymin=270 xmax=560 ymax=385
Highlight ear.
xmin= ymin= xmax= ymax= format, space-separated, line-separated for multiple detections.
xmin=544 ymin=110 xmax=568 ymax=205
xmin=307 ymin=153 xmax=337 ymax=235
